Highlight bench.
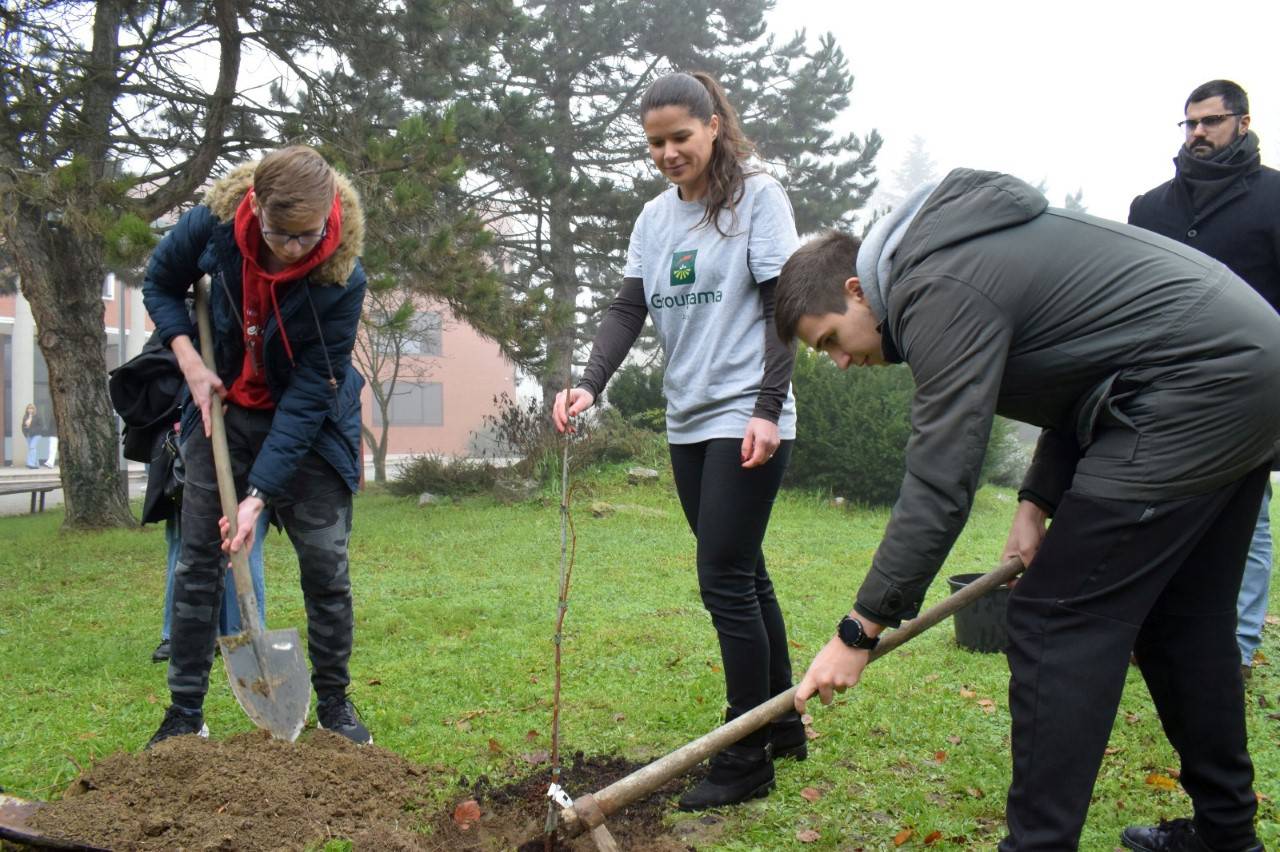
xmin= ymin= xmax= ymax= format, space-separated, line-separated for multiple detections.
xmin=0 ymin=477 xmax=62 ymax=512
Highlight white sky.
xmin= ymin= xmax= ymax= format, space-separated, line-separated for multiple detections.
xmin=767 ymin=0 xmax=1280 ymax=222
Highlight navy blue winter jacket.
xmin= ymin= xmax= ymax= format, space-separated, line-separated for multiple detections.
xmin=142 ymin=163 xmax=367 ymax=497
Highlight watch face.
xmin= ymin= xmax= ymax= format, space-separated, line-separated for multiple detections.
xmin=838 ymin=616 xmax=865 ymax=647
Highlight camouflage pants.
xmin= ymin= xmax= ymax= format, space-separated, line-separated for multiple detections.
xmin=168 ymin=405 xmax=355 ymax=709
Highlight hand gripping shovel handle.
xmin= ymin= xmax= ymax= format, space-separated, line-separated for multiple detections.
xmin=194 ymin=278 xmax=268 ymax=655
xmin=556 ymin=556 xmax=1025 ymax=838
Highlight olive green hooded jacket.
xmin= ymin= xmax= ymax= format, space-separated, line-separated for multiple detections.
xmin=855 ymin=168 xmax=1280 ymax=626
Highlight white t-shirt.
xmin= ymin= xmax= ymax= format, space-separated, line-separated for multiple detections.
xmin=625 ymin=171 xmax=799 ymax=442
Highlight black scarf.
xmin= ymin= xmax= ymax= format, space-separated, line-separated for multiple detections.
xmin=1174 ymin=130 xmax=1262 ymax=213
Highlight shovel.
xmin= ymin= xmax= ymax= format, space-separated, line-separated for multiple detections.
xmin=195 ymin=276 xmax=310 ymax=741
xmin=547 ymin=557 xmax=1025 ymax=848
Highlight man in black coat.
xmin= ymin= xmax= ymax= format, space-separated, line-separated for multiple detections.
xmin=1129 ymin=77 xmax=1279 ymax=697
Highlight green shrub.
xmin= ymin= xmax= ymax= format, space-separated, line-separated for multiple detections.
xmin=604 ymin=363 xmax=666 ymax=431
xmin=786 ymin=349 xmax=914 ymax=504
xmin=787 ymin=350 xmax=1033 ymax=504
xmin=387 ymin=454 xmax=498 ymax=498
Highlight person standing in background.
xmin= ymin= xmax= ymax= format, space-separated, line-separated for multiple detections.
xmin=1128 ymin=79 xmax=1280 ymax=690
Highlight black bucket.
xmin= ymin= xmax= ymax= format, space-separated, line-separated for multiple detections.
xmin=947 ymin=573 xmax=1011 ymax=653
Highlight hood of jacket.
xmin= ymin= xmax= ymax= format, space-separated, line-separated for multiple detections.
xmin=203 ymin=160 xmax=365 ymax=287
xmin=889 ymin=168 xmax=1048 ymax=289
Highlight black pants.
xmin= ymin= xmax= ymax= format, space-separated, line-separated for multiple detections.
xmin=1000 ymin=465 xmax=1267 ymax=851
xmin=169 ymin=405 xmax=355 ymax=710
xmin=669 ymin=439 xmax=794 ymax=747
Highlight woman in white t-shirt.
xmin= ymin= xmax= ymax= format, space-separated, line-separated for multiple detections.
xmin=553 ymin=71 xmax=802 ymax=810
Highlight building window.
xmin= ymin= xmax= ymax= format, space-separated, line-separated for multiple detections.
xmin=401 ymin=311 xmax=442 ymax=356
xmin=373 ymin=381 xmax=443 ymax=427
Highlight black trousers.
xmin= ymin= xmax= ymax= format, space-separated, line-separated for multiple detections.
xmin=669 ymin=439 xmax=794 ymax=747
xmin=999 ymin=465 xmax=1267 ymax=851
xmin=169 ymin=405 xmax=355 ymax=710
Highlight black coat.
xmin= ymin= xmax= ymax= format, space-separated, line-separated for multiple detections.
xmin=1129 ymin=164 xmax=1280 ymax=311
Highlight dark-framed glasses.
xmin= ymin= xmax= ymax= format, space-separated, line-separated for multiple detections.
xmin=1178 ymin=113 xmax=1241 ymax=131
xmin=260 ymin=222 xmax=328 ymax=249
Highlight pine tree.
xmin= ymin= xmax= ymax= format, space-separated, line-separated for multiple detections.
xmin=430 ymin=1 xmax=882 ymax=404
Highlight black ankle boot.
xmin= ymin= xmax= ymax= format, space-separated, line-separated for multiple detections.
xmin=677 ymin=744 xmax=774 ymax=811
xmin=1121 ymin=818 xmax=1263 ymax=852
xmin=769 ymin=710 xmax=808 ymax=761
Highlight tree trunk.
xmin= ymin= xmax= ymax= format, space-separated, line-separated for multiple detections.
xmin=8 ymin=206 xmax=135 ymax=529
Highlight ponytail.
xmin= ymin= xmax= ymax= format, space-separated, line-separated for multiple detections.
xmin=640 ymin=72 xmax=756 ymax=235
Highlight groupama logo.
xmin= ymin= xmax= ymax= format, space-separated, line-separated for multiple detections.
xmin=670 ymin=250 xmax=697 ymax=286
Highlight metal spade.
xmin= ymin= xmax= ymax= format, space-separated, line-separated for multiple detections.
xmin=195 ymin=277 xmax=310 ymax=741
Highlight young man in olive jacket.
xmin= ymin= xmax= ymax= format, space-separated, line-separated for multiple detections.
xmin=1129 ymin=79 xmax=1280 ymax=690
xmin=775 ymin=168 xmax=1280 ymax=852
xmin=142 ymin=145 xmax=371 ymax=747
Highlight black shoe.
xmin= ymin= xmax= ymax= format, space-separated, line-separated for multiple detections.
xmin=147 ymin=705 xmax=209 ymax=749
xmin=677 ymin=745 xmax=774 ymax=811
xmin=769 ymin=711 xmax=808 ymax=761
xmin=151 ymin=640 xmax=171 ymax=663
xmin=317 ymin=694 xmax=372 ymax=745
xmin=1121 ymin=818 xmax=1263 ymax=852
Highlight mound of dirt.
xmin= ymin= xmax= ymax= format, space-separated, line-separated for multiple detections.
xmin=24 ymin=733 xmax=694 ymax=851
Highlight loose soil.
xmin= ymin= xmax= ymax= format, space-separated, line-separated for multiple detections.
xmin=21 ymin=731 xmax=695 ymax=851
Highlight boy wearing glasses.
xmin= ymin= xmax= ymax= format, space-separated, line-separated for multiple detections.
xmin=776 ymin=168 xmax=1279 ymax=852
xmin=1129 ymin=79 xmax=1280 ymax=704
xmin=142 ymin=145 xmax=371 ymax=747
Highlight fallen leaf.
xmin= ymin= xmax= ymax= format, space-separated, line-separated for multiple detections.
xmin=894 ymin=828 xmax=915 ymax=846
xmin=947 ymin=735 xmax=961 ymax=745
xmin=456 ymin=720 xmax=471 ymax=731
xmin=453 ymin=799 xmax=481 ymax=829
xmin=521 ymin=750 xmax=550 ymax=765
xmin=1166 ymin=767 xmax=1181 ymax=780
xmin=487 ymin=738 xmax=503 ymax=754
xmin=924 ymin=673 xmax=940 ymax=683
xmin=708 ymin=662 xmax=721 ymax=673
xmin=796 ymin=829 xmax=820 ymax=843
xmin=1125 ymin=713 xmax=1141 ymax=724
xmin=934 ymin=750 xmax=947 ymax=763
xmin=977 ymin=699 xmax=996 ymax=713
xmin=694 ymin=695 xmax=705 ymax=704
xmin=966 ymin=787 xmax=985 ymax=799
xmin=959 ymin=688 xmax=977 ymax=699
xmin=1145 ymin=773 xmax=1177 ymax=791
xmin=1258 ymin=791 xmax=1272 ymax=803
xmin=1264 ymin=615 xmax=1278 ymax=626
xmin=529 ymin=675 xmax=539 ymax=684
xmin=76 ymin=732 xmax=97 ymax=741
xmin=525 ymin=729 xmax=540 ymax=742
xmin=1104 ymin=746 xmax=1122 ymax=755
xmin=924 ymin=830 xmax=943 ymax=845
xmin=800 ymin=787 xmax=824 ymax=802
xmin=613 ymin=713 xmax=626 ymax=722
xmin=789 ymin=639 xmax=804 ymax=650
xmin=146 ymin=693 xmax=158 ymax=704
xmin=367 ymin=678 xmax=382 ymax=686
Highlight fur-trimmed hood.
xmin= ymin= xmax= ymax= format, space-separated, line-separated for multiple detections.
xmin=203 ymin=160 xmax=365 ymax=286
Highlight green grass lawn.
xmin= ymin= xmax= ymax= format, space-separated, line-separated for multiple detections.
xmin=1 ymin=467 xmax=1277 ymax=850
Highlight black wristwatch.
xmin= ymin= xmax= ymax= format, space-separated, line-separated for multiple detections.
xmin=245 ymin=485 xmax=270 ymax=506
xmin=837 ymin=615 xmax=880 ymax=651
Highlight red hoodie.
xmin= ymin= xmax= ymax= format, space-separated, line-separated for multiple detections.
xmin=228 ymin=188 xmax=343 ymax=409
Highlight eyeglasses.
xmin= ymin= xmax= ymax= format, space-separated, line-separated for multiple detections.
xmin=1177 ymin=113 xmax=1241 ymax=132
xmin=260 ymin=222 xmax=327 ymax=249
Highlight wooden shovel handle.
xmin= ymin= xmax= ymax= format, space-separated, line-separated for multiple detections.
xmin=194 ymin=277 xmax=263 ymax=636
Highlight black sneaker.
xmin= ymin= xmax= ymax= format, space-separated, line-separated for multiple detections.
xmin=317 ymin=694 xmax=372 ymax=745
xmin=147 ymin=706 xmax=209 ymax=749
xmin=1121 ymin=818 xmax=1263 ymax=852
xmin=151 ymin=640 xmax=171 ymax=663
xmin=769 ymin=711 xmax=808 ymax=761
xmin=677 ymin=745 xmax=774 ymax=811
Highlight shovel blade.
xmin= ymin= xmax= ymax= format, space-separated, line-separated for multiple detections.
xmin=219 ymin=627 xmax=310 ymax=742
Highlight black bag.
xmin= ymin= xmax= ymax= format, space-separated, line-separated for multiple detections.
xmin=108 ymin=335 xmax=185 ymax=463
xmin=141 ymin=427 xmax=184 ymax=525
